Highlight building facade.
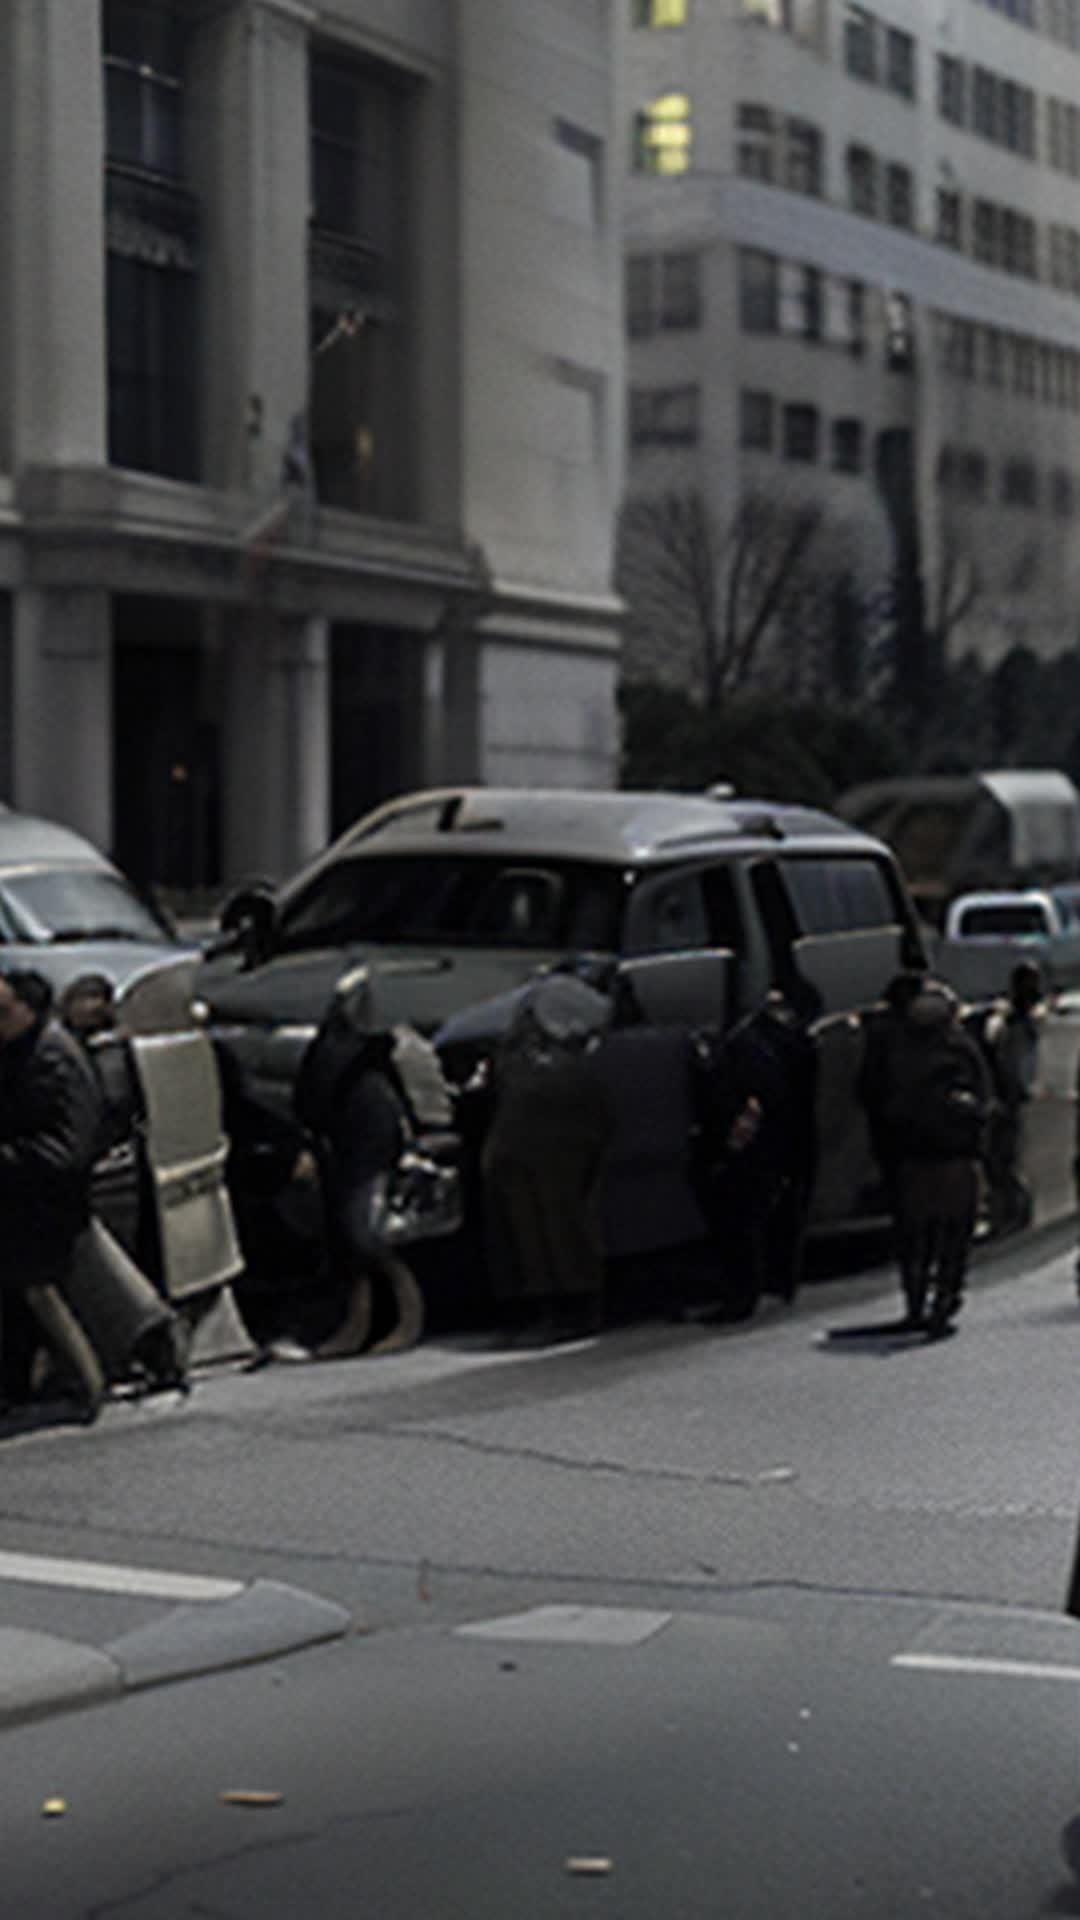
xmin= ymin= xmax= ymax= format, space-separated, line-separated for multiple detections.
xmin=624 ymin=0 xmax=1080 ymax=697
xmin=0 ymin=0 xmax=623 ymax=891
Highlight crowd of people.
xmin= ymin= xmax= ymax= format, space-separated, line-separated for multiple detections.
xmin=0 ymin=950 xmax=1058 ymax=1418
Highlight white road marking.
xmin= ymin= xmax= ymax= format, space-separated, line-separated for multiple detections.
xmin=892 ymin=1651 xmax=1080 ymax=1685
xmin=0 ymin=1550 xmax=243 ymax=1603
xmin=457 ymin=1604 xmax=672 ymax=1645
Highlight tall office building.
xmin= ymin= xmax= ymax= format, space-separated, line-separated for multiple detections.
xmin=0 ymin=0 xmax=623 ymax=890
xmin=624 ymin=0 xmax=1080 ymax=698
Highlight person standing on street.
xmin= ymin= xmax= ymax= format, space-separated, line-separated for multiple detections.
xmin=981 ymin=960 xmax=1043 ymax=1235
xmin=858 ymin=972 xmax=992 ymax=1337
xmin=0 ymin=969 xmax=108 ymax=1417
xmin=481 ymin=972 xmax=615 ymax=1344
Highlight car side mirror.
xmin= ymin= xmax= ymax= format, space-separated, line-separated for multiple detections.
xmin=212 ymin=884 xmax=277 ymax=968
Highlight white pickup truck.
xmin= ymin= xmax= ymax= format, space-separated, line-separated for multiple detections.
xmin=934 ymin=887 xmax=1080 ymax=998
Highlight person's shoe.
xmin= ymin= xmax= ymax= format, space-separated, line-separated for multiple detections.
xmin=926 ymin=1290 xmax=962 ymax=1339
xmin=132 ymin=1320 xmax=190 ymax=1394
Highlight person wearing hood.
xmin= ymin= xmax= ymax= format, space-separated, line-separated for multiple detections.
xmin=858 ymin=972 xmax=992 ymax=1337
xmin=481 ymin=971 xmax=615 ymax=1345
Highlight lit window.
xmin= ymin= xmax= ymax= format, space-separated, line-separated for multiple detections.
xmin=634 ymin=94 xmax=692 ymax=175
xmin=633 ymin=0 xmax=688 ymax=24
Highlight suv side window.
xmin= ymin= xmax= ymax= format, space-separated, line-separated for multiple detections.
xmin=779 ymin=856 xmax=898 ymax=933
xmin=623 ymin=869 xmax=709 ymax=955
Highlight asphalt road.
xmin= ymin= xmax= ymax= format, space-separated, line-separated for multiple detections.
xmin=2 ymin=1223 xmax=1080 ymax=1916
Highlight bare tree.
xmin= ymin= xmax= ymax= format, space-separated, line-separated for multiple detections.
xmin=617 ymin=486 xmax=825 ymax=703
xmin=926 ymin=520 xmax=982 ymax=658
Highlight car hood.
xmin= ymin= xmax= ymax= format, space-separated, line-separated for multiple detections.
xmin=9 ymin=941 xmax=196 ymax=1003
xmin=197 ymin=944 xmax=538 ymax=1035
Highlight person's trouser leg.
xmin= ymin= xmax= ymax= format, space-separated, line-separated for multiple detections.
xmin=24 ymin=1284 xmax=106 ymax=1416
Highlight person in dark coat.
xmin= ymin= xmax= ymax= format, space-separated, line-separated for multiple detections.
xmin=293 ymin=971 xmax=426 ymax=1357
xmin=690 ymin=991 xmax=818 ymax=1321
xmin=481 ymin=973 xmax=615 ymax=1344
xmin=0 ymin=969 xmax=108 ymax=1415
xmin=858 ymin=972 xmax=991 ymax=1336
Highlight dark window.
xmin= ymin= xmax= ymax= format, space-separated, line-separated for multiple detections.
xmin=847 ymin=145 xmax=877 ymax=217
xmin=660 ymin=251 xmax=702 ymax=327
xmin=972 ymin=67 xmax=998 ymax=140
xmin=782 ymin=403 xmax=819 ymax=462
xmin=779 ymin=856 xmax=898 ymax=935
xmin=739 ymin=249 xmax=779 ymax=331
xmin=886 ymin=27 xmax=916 ymax=98
xmin=936 ymin=189 xmax=963 ymax=248
xmin=737 ymin=103 xmax=775 ymax=181
xmin=831 ymin=418 xmax=863 ymax=473
xmin=844 ymin=6 xmax=877 ymax=81
xmin=886 ymin=164 xmax=914 ymax=230
xmin=106 ymin=249 xmax=198 ymax=479
xmin=626 ymin=870 xmax=710 ymax=955
xmin=785 ymin=120 xmax=823 ymax=196
xmin=309 ymin=52 xmax=413 ymax=517
xmin=973 ymin=200 xmax=998 ymax=266
xmin=278 ymin=854 xmax=624 ymax=953
xmin=1002 ymin=458 xmax=1038 ymax=506
xmin=937 ymin=54 xmax=966 ymax=126
xmin=629 ymin=385 xmax=700 ymax=445
xmin=780 ymin=263 xmax=822 ymax=339
xmin=961 ymin=451 xmax=988 ymax=502
xmin=103 ymin=0 xmax=184 ymax=177
xmin=739 ymin=389 xmax=774 ymax=450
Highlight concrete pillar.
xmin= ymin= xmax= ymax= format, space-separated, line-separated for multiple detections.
xmin=9 ymin=0 xmax=106 ymax=468
xmin=13 ymin=591 xmax=112 ymax=851
xmin=187 ymin=1 xmax=312 ymax=496
xmin=223 ymin=612 xmax=329 ymax=883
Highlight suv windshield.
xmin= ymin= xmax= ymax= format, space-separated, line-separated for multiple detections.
xmin=277 ymin=854 xmax=625 ymax=954
xmin=0 ymin=868 xmax=171 ymax=945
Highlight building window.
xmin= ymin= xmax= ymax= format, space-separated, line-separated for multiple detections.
xmin=785 ymin=120 xmax=823 ymax=196
xmin=982 ymin=327 xmax=1005 ymax=388
xmin=629 ymin=385 xmax=701 ymax=445
xmin=661 ymin=252 xmax=702 ymax=327
xmin=936 ymin=188 xmax=963 ymax=248
xmin=779 ymin=262 xmax=822 ymax=338
xmin=844 ymin=6 xmax=877 ymax=82
xmin=739 ymin=389 xmax=774 ymax=450
xmin=831 ymin=418 xmax=863 ymax=472
xmin=886 ymin=28 xmax=916 ymax=100
xmin=938 ymin=55 xmax=966 ymax=127
xmin=1001 ymin=209 xmax=1038 ymax=278
xmin=103 ymin=1 xmax=199 ymax=481
xmin=626 ymin=252 xmax=702 ymax=335
xmin=847 ymin=145 xmax=877 ymax=217
xmin=737 ymin=104 xmax=776 ymax=182
xmin=973 ymin=200 xmax=999 ymax=267
xmin=309 ymin=51 xmax=413 ymax=517
xmin=634 ymin=93 xmax=692 ymax=174
xmin=961 ymin=451 xmax=988 ymax=502
xmin=886 ymin=164 xmax=914 ymax=230
xmin=782 ymin=403 xmax=819 ymax=461
xmin=1002 ymin=458 xmax=1039 ymax=507
xmin=633 ymin=0 xmax=688 ymax=22
xmin=739 ymin=248 xmax=779 ymax=331
xmin=104 ymin=0 xmax=184 ymax=177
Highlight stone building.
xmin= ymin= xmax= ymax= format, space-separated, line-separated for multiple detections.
xmin=624 ymin=0 xmax=1080 ymax=698
xmin=0 ymin=0 xmax=623 ymax=891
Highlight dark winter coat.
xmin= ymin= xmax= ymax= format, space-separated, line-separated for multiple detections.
xmin=0 ymin=1017 xmax=105 ymax=1289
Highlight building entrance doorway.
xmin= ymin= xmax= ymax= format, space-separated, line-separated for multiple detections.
xmin=113 ymin=598 xmax=221 ymax=892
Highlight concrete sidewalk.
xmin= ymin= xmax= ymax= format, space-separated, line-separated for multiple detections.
xmin=0 ymin=1545 xmax=351 ymax=1728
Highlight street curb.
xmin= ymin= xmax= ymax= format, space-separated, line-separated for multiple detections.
xmin=0 ymin=1581 xmax=352 ymax=1728
xmin=106 ymin=1579 xmax=353 ymax=1690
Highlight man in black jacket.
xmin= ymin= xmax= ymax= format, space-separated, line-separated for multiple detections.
xmin=0 ymin=969 xmax=107 ymax=1416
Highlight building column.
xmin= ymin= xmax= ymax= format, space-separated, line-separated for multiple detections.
xmin=223 ymin=613 xmax=329 ymax=884
xmin=13 ymin=591 xmax=112 ymax=852
xmin=8 ymin=0 xmax=106 ymax=469
xmin=187 ymin=0 xmax=312 ymax=497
